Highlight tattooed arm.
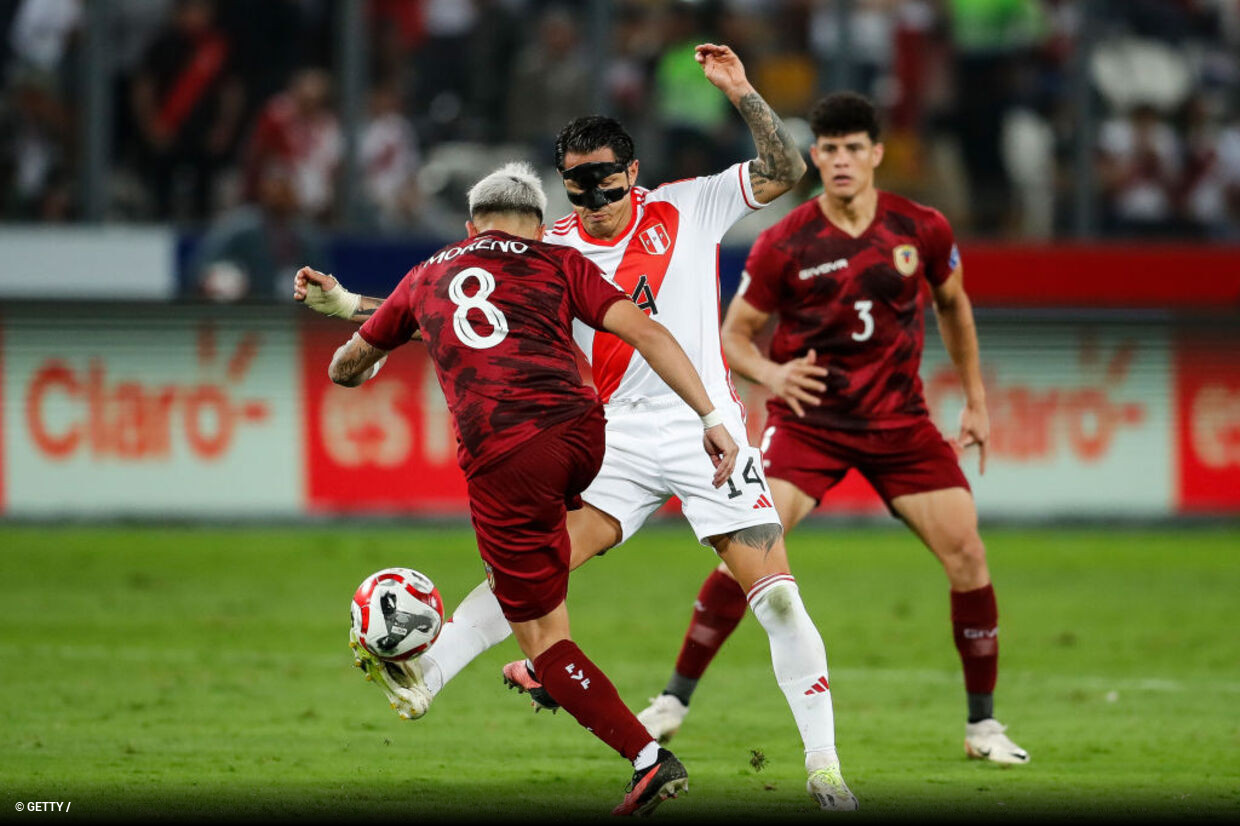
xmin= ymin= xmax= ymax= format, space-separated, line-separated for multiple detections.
xmin=694 ymin=43 xmax=807 ymax=204
xmin=348 ymin=294 xmax=384 ymax=322
xmin=294 ymin=267 xmax=422 ymax=339
xmin=328 ymin=332 xmax=389 ymax=387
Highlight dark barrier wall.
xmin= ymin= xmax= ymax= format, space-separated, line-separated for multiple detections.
xmin=177 ymin=236 xmax=1240 ymax=310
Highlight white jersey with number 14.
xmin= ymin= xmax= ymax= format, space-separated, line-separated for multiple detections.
xmin=545 ymin=161 xmax=766 ymax=407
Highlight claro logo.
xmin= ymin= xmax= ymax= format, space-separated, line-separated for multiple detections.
xmin=925 ymin=337 xmax=1147 ymax=463
xmin=25 ymin=326 xmax=269 ymax=461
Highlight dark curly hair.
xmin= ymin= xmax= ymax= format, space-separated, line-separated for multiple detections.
xmin=554 ymin=116 xmax=636 ymax=171
xmin=808 ymin=92 xmax=881 ymax=142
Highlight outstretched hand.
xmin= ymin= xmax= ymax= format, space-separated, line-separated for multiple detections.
xmin=703 ymin=424 xmax=740 ymax=488
xmin=694 ymin=43 xmax=752 ymax=99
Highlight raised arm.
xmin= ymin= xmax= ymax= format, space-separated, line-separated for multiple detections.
xmin=695 ymin=43 xmax=807 ymax=204
xmin=601 ymin=300 xmax=738 ymax=487
xmin=931 ymin=266 xmax=989 ymax=474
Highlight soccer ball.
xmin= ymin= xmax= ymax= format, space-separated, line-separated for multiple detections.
xmin=350 ymin=568 xmax=444 ymax=661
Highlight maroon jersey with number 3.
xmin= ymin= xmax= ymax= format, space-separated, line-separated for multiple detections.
xmin=739 ymin=191 xmax=960 ymax=430
xmin=359 ymin=230 xmax=627 ymax=476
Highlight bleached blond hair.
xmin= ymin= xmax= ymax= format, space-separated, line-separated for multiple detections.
xmin=467 ymin=161 xmax=547 ymax=222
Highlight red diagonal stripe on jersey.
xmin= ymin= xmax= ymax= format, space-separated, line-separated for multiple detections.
xmin=591 ymin=203 xmax=680 ymax=403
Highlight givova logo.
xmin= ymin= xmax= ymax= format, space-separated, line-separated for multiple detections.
xmin=798 ymin=258 xmax=849 ymax=280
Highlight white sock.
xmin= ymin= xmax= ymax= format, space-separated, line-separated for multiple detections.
xmin=633 ymin=740 xmax=660 ymax=771
xmin=747 ymin=575 xmax=838 ymax=764
xmin=806 ymin=748 xmax=840 ymax=773
xmin=419 ymin=581 xmax=511 ymax=696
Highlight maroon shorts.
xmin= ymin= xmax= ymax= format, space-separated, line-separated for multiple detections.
xmin=466 ymin=405 xmax=605 ymax=623
xmin=761 ymin=414 xmax=969 ymax=514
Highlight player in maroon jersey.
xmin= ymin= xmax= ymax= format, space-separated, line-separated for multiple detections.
xmin=323 ymin=162 xmax=740 ymax=815
xmin=636 ymin=93 xmax=1030 ymax=765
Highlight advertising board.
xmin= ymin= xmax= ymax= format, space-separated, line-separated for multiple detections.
xmin=3 ymin=308 xmax=301 ymax=516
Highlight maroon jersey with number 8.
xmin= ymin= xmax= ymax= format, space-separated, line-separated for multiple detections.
xmin=739 ymin=191 xmax=960 ymax=431
xmin=359 ymin=230 xmax=627 ymax=476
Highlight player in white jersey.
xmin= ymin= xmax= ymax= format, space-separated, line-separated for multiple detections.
xmin=296 ymin=44 xmax=857 ymax=810
xmin=545 ymin=130 xmax=772 ymax=546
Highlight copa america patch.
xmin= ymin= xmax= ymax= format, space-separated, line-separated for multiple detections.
xmin=948 ymin=243 xmax=961 ymax=271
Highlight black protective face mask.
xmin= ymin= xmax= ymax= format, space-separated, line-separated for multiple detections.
xmin=562 ymin=161 xmax=631 ymax=210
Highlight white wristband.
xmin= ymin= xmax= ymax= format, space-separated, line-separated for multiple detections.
xmin=700 ymin=409 xmax=724 ymax=429
xmin=307 ymin=279 xmax=361 ymax=320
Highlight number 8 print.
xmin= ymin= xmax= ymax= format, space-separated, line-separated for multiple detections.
xmin=449 ymin=266 xmax=509 ymax=349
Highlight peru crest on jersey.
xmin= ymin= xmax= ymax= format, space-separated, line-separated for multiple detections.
xmin=638 ymin=223 xmax=671 ymax=255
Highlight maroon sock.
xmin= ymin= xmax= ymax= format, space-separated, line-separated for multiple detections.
xmin=951 ymin=584 xmax=999 ymax=695
xmin=533 ymin=640 xmax=652 ymax=762
xmin=673 ymin=568 xmax=748 ymax=681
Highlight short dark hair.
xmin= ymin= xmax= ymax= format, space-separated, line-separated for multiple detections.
xmin=809 ymin=92 xmax=880 ymax=142
xmin=554 ymin=116 xmax=636 ymax=171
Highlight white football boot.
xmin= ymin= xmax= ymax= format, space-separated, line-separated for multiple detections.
xmin=964 ymin=718 xmax=1030 ymax=764
xmin=349 ymin=630 xmax=433 ymax=720
xmin=807 ymin=764 xmax=859 ymax=811
xmin=636 ymin=694 xmax=690 ymax=744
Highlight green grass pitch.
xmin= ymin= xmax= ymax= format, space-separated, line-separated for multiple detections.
xmin=1 ymin=522 xmax=1237 ymax=822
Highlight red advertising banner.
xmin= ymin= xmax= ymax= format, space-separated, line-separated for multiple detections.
xmin=960 ymin=244 xmax=1240 ymax=308
xmin=301 ymin=319 xmax=468 ymax=513
xmin=1176 ymin=331 xmax=1240 ymax=512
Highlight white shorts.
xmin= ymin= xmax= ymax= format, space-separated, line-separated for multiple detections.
xmin=582 ymin=395 xmax=781 ymax=547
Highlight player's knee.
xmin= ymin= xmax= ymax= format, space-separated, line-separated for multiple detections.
xmin=749 ymin=577 xmax=802 ymax=626
xmin=939 ymin=533 xmax=988 ymax=582
xmin=567 ymin=506 xmax=621 ymax=569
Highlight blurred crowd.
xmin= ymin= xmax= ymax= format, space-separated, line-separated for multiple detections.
xmin=1 ymin=0 xmax=1239 ymax=273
